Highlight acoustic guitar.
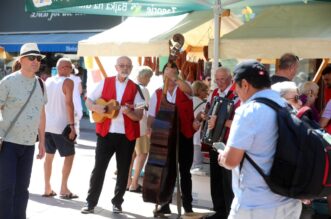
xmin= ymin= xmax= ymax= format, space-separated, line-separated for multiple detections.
xmin=92 ymin=98 xmax=146 ymax=123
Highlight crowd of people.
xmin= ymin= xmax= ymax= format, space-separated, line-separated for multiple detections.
xmin=2 ymin=42 xmax=331 ymax=219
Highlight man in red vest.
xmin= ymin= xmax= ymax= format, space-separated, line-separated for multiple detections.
xmin=81 ymin=56 xmax=144 ymax=215
xmin=204 ymin=67 xmax=239 ymax=219
xmin=147 ymin=62 xmax=195 ymax=215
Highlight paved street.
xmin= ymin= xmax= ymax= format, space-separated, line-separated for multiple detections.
xmin=26 ymin=117 xmax=212 ymax=219
xmin=25 ymin=117 xmax=331 ymax=219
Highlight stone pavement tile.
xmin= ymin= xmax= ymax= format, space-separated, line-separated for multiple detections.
xmin=27 ymin=118 xmax=212 ymax=219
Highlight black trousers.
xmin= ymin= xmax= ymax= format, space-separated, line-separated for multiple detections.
xmin=178 ymin=133 xmax=194 ymax=211
xmin=163 ymin=132 xmax=193 ymax=212
xmin=209 ymin=149 xmax=234 ymax=216
xmin=86 ymin=133 xmax=135 ymax=207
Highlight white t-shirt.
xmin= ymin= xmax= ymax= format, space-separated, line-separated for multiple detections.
xmin=87 ymin=76 xmax=144 ymax=134
xmin=139 ymin=84 xmax=150 ymax=136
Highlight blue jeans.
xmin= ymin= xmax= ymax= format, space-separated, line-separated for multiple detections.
xmin=0 ymin=141 xmax=35 ymax=219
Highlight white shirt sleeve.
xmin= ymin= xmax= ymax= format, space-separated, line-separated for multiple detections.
xmin=87 ymin=80 xmax=105 ymax=102
xmin=134 ymin=89 xmax=144 ymax=105
xmin=148 ymin=91 xmax=158 ymax=117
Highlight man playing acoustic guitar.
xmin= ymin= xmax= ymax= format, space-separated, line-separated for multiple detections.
xmin=81 ymin=56 xmax=144 ymax=215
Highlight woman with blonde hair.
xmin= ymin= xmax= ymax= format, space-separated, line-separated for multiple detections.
xmin=191 ymin=80 xmax=209 ymax=169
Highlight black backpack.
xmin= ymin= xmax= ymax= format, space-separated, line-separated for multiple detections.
xmin=243 ymin=97 xmax=331 ymax=199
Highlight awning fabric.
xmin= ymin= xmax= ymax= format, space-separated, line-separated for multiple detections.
xmin=78 ymin=10 xmax=242 ymax=57
xmin=209 ymin=3 xmax=331 ymax=59
xmin=0 ymin=33 xmax=97 ymax=53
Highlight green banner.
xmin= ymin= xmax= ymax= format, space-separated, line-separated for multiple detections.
xmin=25 ymin=0 xmax=211 ymax=17
xmin=25 ymin=0 xmax=319 ymax=17
xmin=25 ymin=0 xmax=121 ymax=11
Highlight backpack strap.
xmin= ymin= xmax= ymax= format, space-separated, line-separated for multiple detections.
xmin=253 ymin=97 xmax=282 ymax=111
xmin=240 ymin=97 xmax=282 ymax=178
xmin=243 ymin=154 xmax=268 ymax=178
xmin=38 ymin=77 xmax=44 ymax=95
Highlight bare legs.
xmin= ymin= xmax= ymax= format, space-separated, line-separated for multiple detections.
xmin=60 ymin=155 xmax=74 ymax=195
xmin=44 ymin=153 xmax=55 ymax=194
xmin=44 ymin=153 xmax=75 ymax=195
xmin=129 ymin=153 xmax=147 ymax=190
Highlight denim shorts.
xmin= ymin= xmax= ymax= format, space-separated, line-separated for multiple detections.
xmin=45 ymin=132 xmax=75 ymax=157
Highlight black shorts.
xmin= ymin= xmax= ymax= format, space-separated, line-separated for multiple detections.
xmin=45 ymin=132 xmax=75 ymax=157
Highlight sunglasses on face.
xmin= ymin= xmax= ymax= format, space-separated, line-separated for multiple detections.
xmin=26 ymin=55 xmax=42 ymax=62
xmin=286 ymin=95 xmax=300 ymax=102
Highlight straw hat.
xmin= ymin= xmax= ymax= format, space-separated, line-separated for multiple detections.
xmin=19 ymin=43 xmax=45 ymax=59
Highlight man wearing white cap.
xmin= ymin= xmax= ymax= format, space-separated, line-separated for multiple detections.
xmin=0 ymin=43 xmax=47 ymax=219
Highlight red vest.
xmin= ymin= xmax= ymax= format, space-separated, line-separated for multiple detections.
xmin=210 ymin=83 xmax=240 ymax=142
xmin=155 ymin=88 xmax=195 ymax=138
xmin=95 ymin=76 xmax=140 ymax=141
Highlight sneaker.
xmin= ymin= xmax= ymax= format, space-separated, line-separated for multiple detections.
xmin=112 ymin=204 xmax=122 ymax=214
xmin=204 ymin=212 xmax=228 ymax=219
xmin=81 ymin=204 xmax=94 ymax=214
xmin=153 ymin=204 xmax=171 ymax=217
xmin=184 ymin=208 xmax=193 ymax=213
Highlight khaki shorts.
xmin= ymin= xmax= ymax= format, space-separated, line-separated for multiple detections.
xmin=135 ymin=135 xmax=150 ymax=155
xmin=228 ymin=200 xmax=302 ymax=219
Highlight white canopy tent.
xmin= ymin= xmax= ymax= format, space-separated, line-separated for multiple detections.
xmin=209 ymin=3 xmax=331 ymax=59
xmin=77 ymin=10 xmax=242 ymax=57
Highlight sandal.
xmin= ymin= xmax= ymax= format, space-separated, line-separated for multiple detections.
xmin=129 ymin=185 xmax=142 ymax=193
xmin=42 ymin=190 xmax=57 ymax=197
xmin=59 ymin=193 xmax=78 ymax=199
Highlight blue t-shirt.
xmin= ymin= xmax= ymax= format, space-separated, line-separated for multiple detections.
xmin=227 ymin=89 xmax=297 ymax=210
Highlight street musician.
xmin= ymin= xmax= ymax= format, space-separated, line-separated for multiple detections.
xmin=202 ymin=67 xmax=239 ymax=219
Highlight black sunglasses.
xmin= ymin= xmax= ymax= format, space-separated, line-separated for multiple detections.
xmin=286 ymin=95 xmax=300 ymax=102
xmin=26 ymin=55 xmax=42 ymax=62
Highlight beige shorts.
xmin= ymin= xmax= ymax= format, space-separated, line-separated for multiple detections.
xmin=228 ymin=200 xmax=302 ymax=219
xmin=135 ymin=135 xmax=150 ymax=155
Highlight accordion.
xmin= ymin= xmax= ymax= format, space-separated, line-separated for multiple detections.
xmin=201 ymin=96 xmax=234 ymax=146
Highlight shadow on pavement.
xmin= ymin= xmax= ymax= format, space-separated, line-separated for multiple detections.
xmin=75 ymin=144 xmax=95 ymax=150
xmin=29 ymin=193 xmax=162 ymax=219
xmin=29 ymin=193 xmax=88 ymax=211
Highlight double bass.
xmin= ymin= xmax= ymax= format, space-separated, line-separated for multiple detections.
xmin=142 ymin=34 xmax=184 ymax=206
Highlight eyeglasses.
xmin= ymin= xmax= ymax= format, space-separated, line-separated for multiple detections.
xmin=286 ymin=95 xmax=300 ymax=102
xmin=26 ymin=55 xmax=42 ymax=62
xmin=117 ymin=64 xmax=132 ymax=69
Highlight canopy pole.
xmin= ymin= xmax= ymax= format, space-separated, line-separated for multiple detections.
xmin=94 ymin=56 xmax=108 ymax=78
xmin=313 ymin=58 xmax=329 ymax=83
xmin=211 ymin=0 xmax=221 ymax=89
